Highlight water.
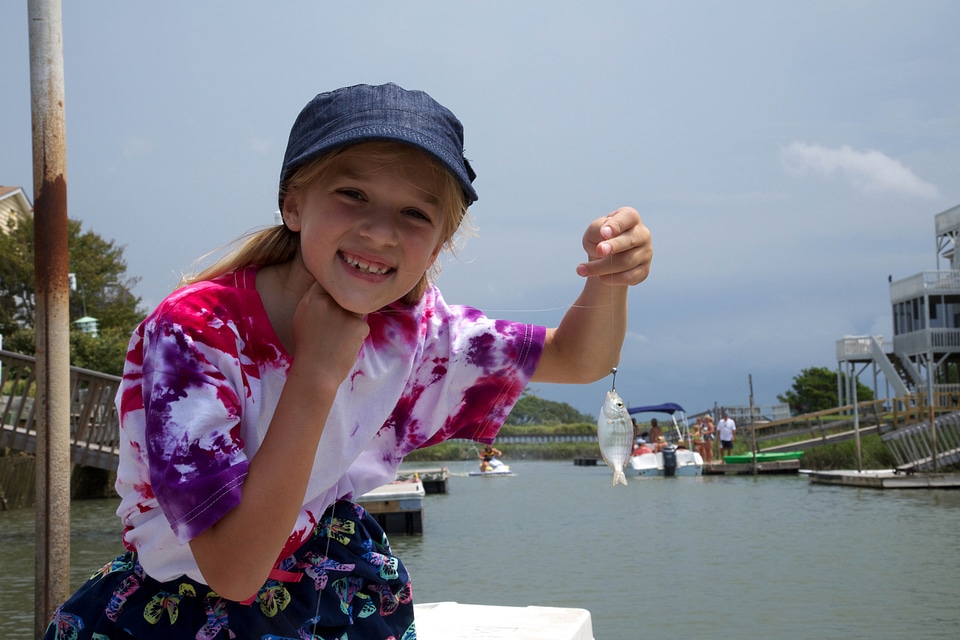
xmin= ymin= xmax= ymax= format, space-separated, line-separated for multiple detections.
xmin=0 ymin=495 xmax=126 ymax=638
xmin=2 ymin=461 xmax=960 ymax=639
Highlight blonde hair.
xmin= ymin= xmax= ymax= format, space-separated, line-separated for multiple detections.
xmin=182 ymin=142 xmax=474 ymax=304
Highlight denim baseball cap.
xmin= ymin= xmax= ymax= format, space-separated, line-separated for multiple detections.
xmin=279 ymin=83 xmax=478 ymax=209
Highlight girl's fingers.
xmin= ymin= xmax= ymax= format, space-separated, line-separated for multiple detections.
xmin=578 ymin=207 xmax=652 ymax=284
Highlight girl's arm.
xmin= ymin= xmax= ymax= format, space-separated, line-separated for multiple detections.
xmin=189 ymin=283 xmax=369 ymax=601
xmin=531 ymin=207 xmax=652 ymax=384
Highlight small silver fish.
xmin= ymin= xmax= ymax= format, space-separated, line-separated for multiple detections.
xmin=598 ymin=389 xmax=632 ymax=486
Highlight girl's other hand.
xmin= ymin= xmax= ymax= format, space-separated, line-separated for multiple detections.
xmin=576 ymin=206 xmax=652 ymax=286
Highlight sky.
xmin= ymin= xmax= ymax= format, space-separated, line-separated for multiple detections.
xmin=2 ymin=1 xmax=959 ymax=419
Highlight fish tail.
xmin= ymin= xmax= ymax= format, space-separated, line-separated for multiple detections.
xmin=613 ymin=470 xmax=627 ymax=486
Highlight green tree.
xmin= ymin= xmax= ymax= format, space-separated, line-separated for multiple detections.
xmin=0 ymin=216 xmax=35 ymax=333
xmin=777 ymin=366 xmax=874 ymax=414
xmin=0 ymin=216 xmax=145 ymax=375
xmin=505 ymin=389 xmax=595 ymax=425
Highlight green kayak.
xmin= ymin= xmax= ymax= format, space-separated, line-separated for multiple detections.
xmin=723 ymin=451 xmax=804 ymax=464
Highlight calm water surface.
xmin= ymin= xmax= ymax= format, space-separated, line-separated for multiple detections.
xmin=2 ymin=461 xmax=959 ymax=639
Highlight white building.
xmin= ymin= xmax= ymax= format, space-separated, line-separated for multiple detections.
xmin=0 ymin=185 xmax=33 ymax=233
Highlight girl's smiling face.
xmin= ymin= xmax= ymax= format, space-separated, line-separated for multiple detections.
xmin=282 ymin=146 xmax=448 ymax=314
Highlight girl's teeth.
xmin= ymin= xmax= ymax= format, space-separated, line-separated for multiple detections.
xmin=346 ymin=256 xmax=387 ymax=274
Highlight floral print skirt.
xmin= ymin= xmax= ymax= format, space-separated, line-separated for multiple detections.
xmin=44 ymin=500 xmax=415 ymax=640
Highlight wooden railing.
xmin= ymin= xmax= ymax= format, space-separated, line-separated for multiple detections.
xmin=744 ymin=394 xmax=960 ymax=463
xmin=741 ymin=400 xmax=886 ymax=452
xmin=1 ymin=349 xmax=121 ymax=471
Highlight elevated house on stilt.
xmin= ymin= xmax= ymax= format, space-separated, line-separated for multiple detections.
xmin=837 ymin=203 xmax=960 ymax=471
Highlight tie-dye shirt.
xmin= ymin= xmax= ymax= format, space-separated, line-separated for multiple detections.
xmin=114 ymin=266 xmax=544 ymax=583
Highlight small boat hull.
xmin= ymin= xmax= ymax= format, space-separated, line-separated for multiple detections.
xmin=627 ymin=448 xmax=703 ymax=477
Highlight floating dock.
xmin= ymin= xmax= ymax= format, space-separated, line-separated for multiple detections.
xmin=395 ymin=466 xmax=450 ymax=494
xmin=356 ymin=479 xmax=425 ymax=535
xmin=415 ymin=602 xmax=594 ymax=640
xmin=573 ymin=457 xmax=600 ymax=466
xmin=702 ymin=459 xmax=801 ymax=475
xmin=805 ymin=469 xmax=960 ymax=489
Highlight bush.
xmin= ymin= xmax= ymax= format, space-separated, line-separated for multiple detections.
xmin=496 ymin=422 xmax=596 ymax=437
xmin=800 ymin=435 xmax=897 ymax=470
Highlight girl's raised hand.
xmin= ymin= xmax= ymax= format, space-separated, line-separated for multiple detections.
xmin=576 ymin=206 xmax=652 ymax=286
xmin=291 ymin=282 xmax=369 ymax=388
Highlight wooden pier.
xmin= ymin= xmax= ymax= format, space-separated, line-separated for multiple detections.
xmin=702 ymin=459 xmax=802 ymax=475
xmin=1 ymin=349 xmax=122 ymax=473
xmin=573 ymin=457 xmax=600 ymax=466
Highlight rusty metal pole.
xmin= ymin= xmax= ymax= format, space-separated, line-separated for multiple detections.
xmin=28 ymin=0 xmax=72 ymax=635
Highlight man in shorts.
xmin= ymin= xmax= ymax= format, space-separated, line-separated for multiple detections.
xmin=717 ymin=411 xmax=736 ymax=460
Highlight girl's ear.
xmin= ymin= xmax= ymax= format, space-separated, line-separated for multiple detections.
xmin=427 ymin=240 xmax=444 ymax=267
xmin=281 ymin=192 xmax=302 ymax=232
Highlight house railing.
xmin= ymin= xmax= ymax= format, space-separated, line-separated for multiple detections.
xmin=890 ymin=270 xmax=960 ymax=303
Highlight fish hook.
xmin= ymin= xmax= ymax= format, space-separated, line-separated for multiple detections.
xmin=610 ymin=366 xmax=617 ymax=391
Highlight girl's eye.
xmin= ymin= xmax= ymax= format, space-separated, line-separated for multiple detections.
xmin=339 ymin=189 xmax=365 ymax=201
xmin=403 ymin=208 xmax=432 ymax=223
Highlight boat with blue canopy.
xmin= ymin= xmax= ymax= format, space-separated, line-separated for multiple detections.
xmin=626 ymin=402 xmax=703 ymax=477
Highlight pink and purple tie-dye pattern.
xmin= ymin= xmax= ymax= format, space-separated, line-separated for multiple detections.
xmin=114 ymin=266 xmax=543 ymax=584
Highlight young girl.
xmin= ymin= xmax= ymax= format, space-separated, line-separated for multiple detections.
xmin=701 ymin=414 xmax=716 ymax=463
xmin=46 ymin=83 xmax=652 ymax=640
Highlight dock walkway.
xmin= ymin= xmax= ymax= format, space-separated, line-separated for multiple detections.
xmin=703 ymin=459 xmax=801 ymax=475
xmin=805 ymin=469 xmax=960 ymax=489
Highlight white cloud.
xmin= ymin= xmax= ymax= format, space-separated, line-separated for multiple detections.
xmin=121 ymin=136 xmax=152 ymax=158
xmin=780 ymin=142 xmax=939 ymax=199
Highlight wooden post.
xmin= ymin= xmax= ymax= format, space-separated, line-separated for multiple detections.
xmin=749 ymin=374 xmax=757 ymax=476
xmin=929 ymin=353 xmax=938 ymax=473
xmin=851 ymin=363 xmax=862 ymax=472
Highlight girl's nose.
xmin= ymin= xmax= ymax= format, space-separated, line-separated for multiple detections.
xmin=358 ymin=210 xmax=400 ymax=246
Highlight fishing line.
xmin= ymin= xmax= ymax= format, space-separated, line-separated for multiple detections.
xmin=608 ymin=246 xmax=630 ymax=482
xmin=609 ymin=243 xmax=621 ymax=389
xmin=310 ymin=449 xmax=345 ymax=635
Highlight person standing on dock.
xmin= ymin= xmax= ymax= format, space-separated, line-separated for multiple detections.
xmin=42 ymin=83 xmax=653 ymax=640
xmin=701 ymin=414 xmax=716 ymax=464
xmin=717 ymin=411 xmax=736 ymax=460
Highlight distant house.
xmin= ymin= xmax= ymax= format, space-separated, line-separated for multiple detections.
xmin=837 ymin=203 xmax=960 ymax=403
xmin=0 ymin=185 xmax=33 ymax=233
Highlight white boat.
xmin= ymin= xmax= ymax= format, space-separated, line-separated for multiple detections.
xmin=468 ymin=457 xmax=515 ymax=477
xmin=625 ymin=402 xmax=703 ymax=477
xmin=627 ymin=446 xmax=703 ymax=477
